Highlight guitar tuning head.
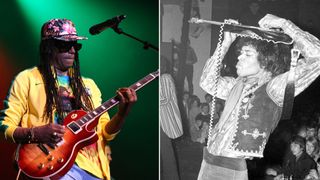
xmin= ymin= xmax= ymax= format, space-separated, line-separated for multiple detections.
xmin=188 ymin=17 xmax=199 ymax=24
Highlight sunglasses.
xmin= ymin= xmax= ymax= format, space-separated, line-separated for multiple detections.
xmin=55 ymin=41 xmax=82 ymax=52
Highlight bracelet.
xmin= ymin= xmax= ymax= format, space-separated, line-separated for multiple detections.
xmin=27 ymin=128 xmax=35 ymax=143
xmin=26 ymin=128 xmax=32 ymax=143
xmin=30 ymin=127 xmax=35 ymax=142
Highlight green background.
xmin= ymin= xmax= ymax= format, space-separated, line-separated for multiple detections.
xmin=0 ymin=0 xmax=158 ymax=179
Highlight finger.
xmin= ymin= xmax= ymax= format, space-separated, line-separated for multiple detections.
xmin=258 ymin=16 xmax=267 ymax=27
xmin=51 ymin=124 xmax=66 ymax=135
xmin=117 ymin=89 xmax=126 ymax=103
xmin=225 ymin=19 xmax=239 ymax=25
xmin=128 ymin=88 xmax=137 ymax=102
xmin=118 ymin=88 xmax=133 ymax=100
xmin=258 ymin=19 xmax=267 ymax=28
xmin=50 ymin=136 xmax=62 ymax=144
xmin=51 ymin=131 xmax=63 ymax=139
xmin=53 ymin=132 xmax=57 ymax=137
xmin=120 ymin=88 xmax=137 ymax=102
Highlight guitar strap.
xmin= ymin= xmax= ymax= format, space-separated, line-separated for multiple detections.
xmin=280 ymin=49 xmax=300 ymax=120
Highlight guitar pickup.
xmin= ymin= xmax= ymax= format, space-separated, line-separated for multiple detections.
xmin=37 ymin=143 xmax=50 ymax=155
xmin=46 ymin=143 xmax=56 ymax=149
xmin=67 ymin=122 xmax=81 ymax=134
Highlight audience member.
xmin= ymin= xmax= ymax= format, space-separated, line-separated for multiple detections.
xmin=317 ymin=127 xmax=320 ymax=142
xmin=204 ymin=93 xmax=213 ymax=105
xmin=266 ymin=136 xmax=317 ymax=180
xmin=306 ymin=122 xmax=318 ymax=139
xmin=195 ymin=103 xmax=210 ymax=144
xmin=181 ymin=91 xmax=191 ymax=139
xmin=240 ymin=1 xmax=265 ymax=26
xmin=188 ymin=95 xmax=201 ymax=142
xmin=298 ymin=125 xmax=308 ymax=139
xmin=160 ymin=57 xmax=183 ymax=180
xmin=306 ymin=137 xmax=320 ymax=174
xmin=173 ymin=40 xmax=197 ymax=95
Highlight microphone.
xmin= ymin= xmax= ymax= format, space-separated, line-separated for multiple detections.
xmin=89 ymin=15 xmax=126 ymax=35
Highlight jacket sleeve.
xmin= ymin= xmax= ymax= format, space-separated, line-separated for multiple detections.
xmin=160 ymin=74 xmax=174 ymax=105
xmin=0 ymin=70 xmax=29 ymax=142
xmin=267 ymin=20 xmax=320 ymax=106
xmin=84 ymin=78 xmax=118 ymax=141
xmin=199 ymin=44 xmax=237 ymax=100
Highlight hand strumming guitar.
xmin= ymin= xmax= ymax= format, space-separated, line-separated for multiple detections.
xmin=13 ymin=123 xmax=65 ymax=144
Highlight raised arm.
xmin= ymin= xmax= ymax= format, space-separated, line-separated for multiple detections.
xmin=199 ymin=30 xmax=237 ymax=100
xmin=260 ymin=14 xmax=320 ymax=106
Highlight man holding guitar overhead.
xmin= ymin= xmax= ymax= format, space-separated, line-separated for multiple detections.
xmin=0 ymin=19 xmax=137 ymax=180
xmin=197 ymin=14 xmax=320 ymax=180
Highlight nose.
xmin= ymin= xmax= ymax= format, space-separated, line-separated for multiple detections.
xmin=237 ymin=53 xmax=244 ymax=61
xmin=69 ymin=46 xmax=76 ymax=53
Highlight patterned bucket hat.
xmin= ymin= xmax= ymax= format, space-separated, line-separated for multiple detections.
xmin=41 ymin=18 xmax=87 ymax=41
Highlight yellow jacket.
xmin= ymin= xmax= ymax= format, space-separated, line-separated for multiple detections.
xmin=0 ymin=67 xmax=116 ymax=180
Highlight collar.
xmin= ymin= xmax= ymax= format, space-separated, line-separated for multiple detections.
xmin=241 ymin=70 xmax=272 ymax=88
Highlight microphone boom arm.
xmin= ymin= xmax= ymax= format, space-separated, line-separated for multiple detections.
xmin=111 ymin=25 xmax=158 ymax=52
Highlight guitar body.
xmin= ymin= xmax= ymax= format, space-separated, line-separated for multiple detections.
xmin=223 ymin=24 xmax=293 ymax=44
xmin=17 ymin=110 xmax=99 ymax=179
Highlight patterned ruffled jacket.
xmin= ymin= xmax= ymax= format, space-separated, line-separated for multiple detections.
xmin=199 ymin=20 xmax=320 ymax=158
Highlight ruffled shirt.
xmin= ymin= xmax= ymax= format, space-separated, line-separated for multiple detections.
xmin=199 ymin=20 xmax=320 ymax=158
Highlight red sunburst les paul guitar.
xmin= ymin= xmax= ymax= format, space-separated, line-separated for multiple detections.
xmin=16 ymin=70 xmax=159 ymax=179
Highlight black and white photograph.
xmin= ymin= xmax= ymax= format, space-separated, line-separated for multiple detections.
xmin=160 ymin=0 xmax=320 ymax=180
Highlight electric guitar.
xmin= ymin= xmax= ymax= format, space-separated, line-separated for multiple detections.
xmin=189 ymin=17 xmax=293 ymax=45
xmin=16 ymin=70 xmax=159 ymax=179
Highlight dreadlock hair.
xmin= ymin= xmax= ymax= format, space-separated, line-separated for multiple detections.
xmin=236 ymin=37 xmax=292 ymax=77
xmin=38 ymin=39 xmax=94 ymax=123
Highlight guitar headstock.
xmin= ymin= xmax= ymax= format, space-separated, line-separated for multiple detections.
xmin=188 ymin=17 xmax=203 ymax=24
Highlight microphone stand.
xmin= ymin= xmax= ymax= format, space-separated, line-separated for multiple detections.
xmin=111 ymin=25 xmax=158 ymax=52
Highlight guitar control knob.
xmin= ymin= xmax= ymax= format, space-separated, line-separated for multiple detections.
xmin=48 ymin=155 xmax=54 ymax=161
xmin=38 ymin=163 xmax=44 ymax=169
xmin=47 ymin=165 xmax=54 ymax=171
xmin=57 ymin=157 xmax=64 ymax=163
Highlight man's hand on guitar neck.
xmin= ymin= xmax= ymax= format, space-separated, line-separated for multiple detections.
xmin=105 ymin=87 xmax=137 ymax=134
xmin=117 ymin=88 xmax=137 ymax=118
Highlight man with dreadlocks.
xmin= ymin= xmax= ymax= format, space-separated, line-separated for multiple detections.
xmin=197 ymin=14 xmax=320 ymax=180
xmin=0 ymin=19 xmax=137 ymax=180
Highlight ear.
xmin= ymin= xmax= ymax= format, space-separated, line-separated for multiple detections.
xmin=259 ymin=62 xmax=266 ymax=70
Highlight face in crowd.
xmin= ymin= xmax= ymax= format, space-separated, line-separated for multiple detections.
xmin=290 ymin=142 xmax=304 ymax=157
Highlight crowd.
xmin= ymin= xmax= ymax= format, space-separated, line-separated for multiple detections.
xmin=264 ymin=119 xmax=320 ymax=180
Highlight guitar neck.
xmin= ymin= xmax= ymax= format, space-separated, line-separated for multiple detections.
xmin=189 ymin=17 xmax=278 ymax=33
xmin=101 ymin=69 xmax=159 ymax=111
xmin=189 ymin=17 xmax=293 ymax=44
xmin=76 ymin=70 xmax=159 ymax=125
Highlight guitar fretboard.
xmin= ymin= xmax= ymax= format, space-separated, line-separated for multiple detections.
xmin=75 ymin=70 xmax=159 ymax=127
